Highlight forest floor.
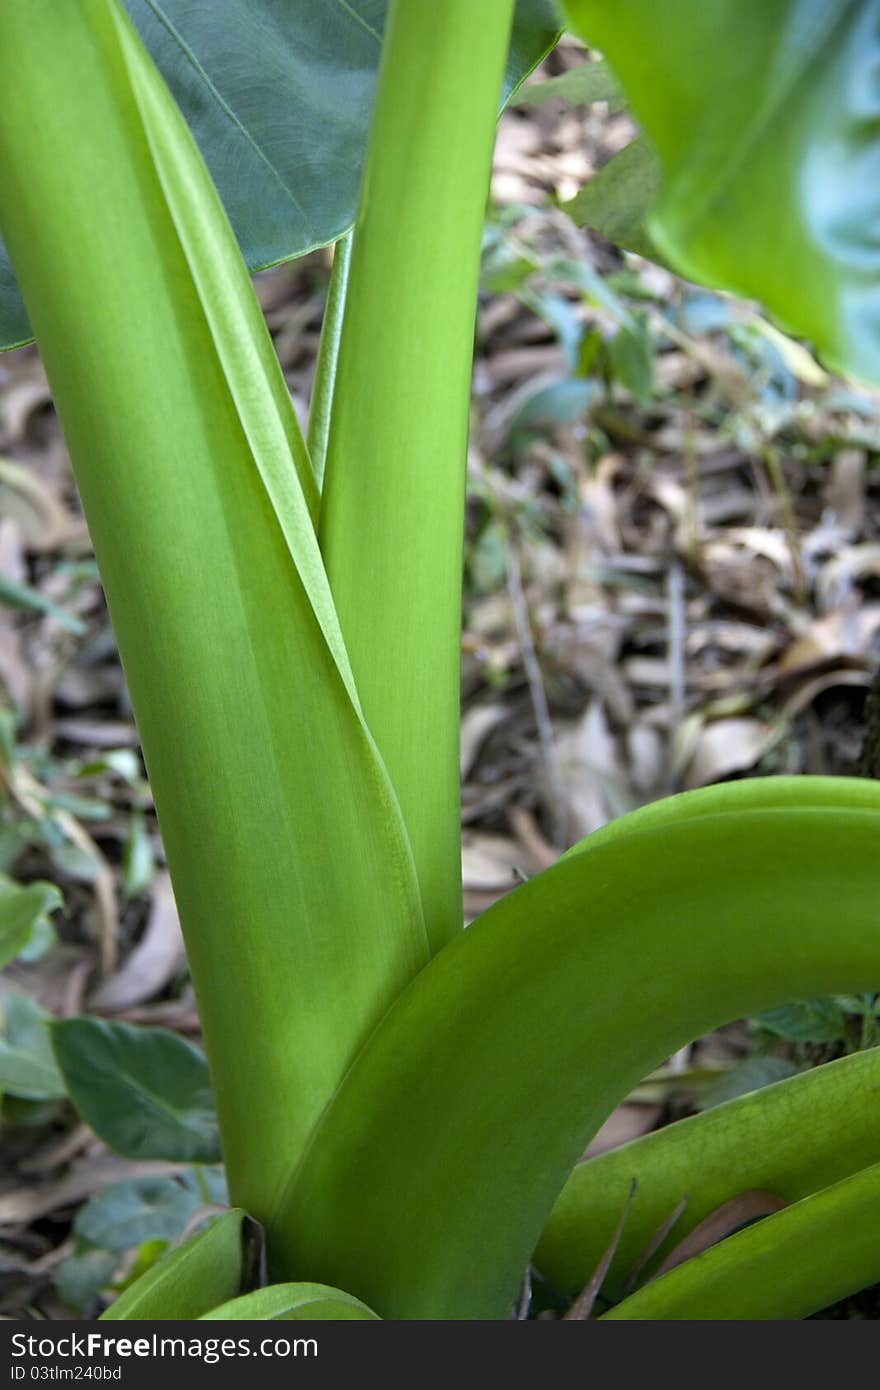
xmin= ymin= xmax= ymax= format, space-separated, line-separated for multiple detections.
xmin=1 ymin=40 xmax=879 ymax=1317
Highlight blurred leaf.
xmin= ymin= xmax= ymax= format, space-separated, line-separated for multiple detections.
xmin=511 ymin=58 xmax=622 ymax=109
xmin=514 ymin=378 xmax=597 ymax=429
xmin=56 ymin=1248 xmax=120 ymax=1313
xmin=562 ymin=0 xmax=880 ymax=384
xmin=469 ymin=521 xmax=509 ymax=596
xmin=698 ymin=1055 xmax=800 ymax=1111
xmin=0 ymin=573 xmax=86 ymax=634
xmin=563 ymin=137 xmax=663 ymax=261
xmin=0 ymin=875 xmax=62 ymax=969
xmin=0 ymin=0 xmax=560 ymax=349
xmin=0 ymin=994 xmax=66 ymax=1100
xmin=608 ymin=313 xmax=655 ymax=406
xmin=53 ymin=1018 xmax=221 ymax=1162
xmin=122 ymin=810 xmax=155 ymax=899
xmin=47 ymin=840 xmax=103 ymax=884
xmin=756 ymin=998 xmax=849 ymax=1045
xmin=74 ymin=1175 xmax=202 ymax=1252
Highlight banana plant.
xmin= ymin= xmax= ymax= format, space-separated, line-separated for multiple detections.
xmin=0 ymin=0 xmax=879 ymax=1321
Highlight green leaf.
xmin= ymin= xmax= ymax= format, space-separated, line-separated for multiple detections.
xmin=53 ymin=1019 xmax=220 ymax=1162
xmin=603 ymin=1161 xmax=880 ymax=1320
xmin=510 ymin=57 xmax=622 ymax=109
xmin=121 ymin=810 xmax=155 ymax=899
xmin=562 ymin=136 xmax=663 ymax=261
xmin=561 ymin=0 xmax=880 ymax=385
xmin=755 ymin=997 xmax=850 ymax=1045
xmin=201 ymin=1283 xmax=379 ymax=1321
xmin=318 ymin=0 xmax=517 ymax=953
xmin=270 ymin=777 xmax=880 ymax=1319
xmin=74 ymin=1176 xmax=202 ymax=1253
xmin=698 ymin=1054 xmax=800 ymax=1110
xmin=0 ymin=0 xmax=559 ymax=351
xmin=0 ymin=0 xmax=428 ymax=1219
xmin=0 ymin=572 xmax=86 ymax=634
xmin=608 ymin=312 xmax=655 ymax=406
xmin=56 ymin=1248 xmax=120 ymax=1313
xmin=536 ymin=1046 xmax=880 ymax=1302
xmin=101 ymin=1208 xmax=250 ymax=1319
xmin=0 ymin=994 xmax=66 ymax=1100
xmin=0 ymin=876 xmax=62 ymax=969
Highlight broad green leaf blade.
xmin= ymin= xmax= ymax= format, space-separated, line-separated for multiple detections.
xmin=53 ymin=1019 xmax=220 ymax=1163
xmin=603 ymin=1161 xmax=880 ymax=1320
xmin=0 ymin=0 xmax=560 ymax=351
xmin=0 ymin=0 xmax=427 ymax=1220
xmin=0 ymin=994 xmax=66 ymax=1100
xmin=536 ymin=1046 xmax=880 ymax=1301
xmin=562 ymin=137 xmax=663 ymax=262
xmin=319 ymin=0 xmax=515 ymax=954
xmin=201 ymin=1283 xmax=379 ymax=1321
xmin=270 ymin=780 xmax=880 ymax=1319
xmin=0 ymin=876 xmax=62 ymax=970
xmin=101 ymin=1209 xmax=250 ymax=1319
xmin=561 ymin=0 xmax=880 ymax=384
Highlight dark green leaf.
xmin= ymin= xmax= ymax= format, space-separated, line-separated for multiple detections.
xmin=756 ymin=998 xmax=849 ymax=1045
xmin=0 ymin=0 xmax=560 ymax=350
xmin=563 ymin=137 xmax=663 ymax=261
xmin=0 ymin=994 xmax=66 ymax=1100
xmin=53 ymin=1018 xmax=221 ymax=1162
xmin=698 ymin=1055 xmax=800 ymax=1111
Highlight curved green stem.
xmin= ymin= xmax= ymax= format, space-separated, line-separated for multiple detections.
xmin=270 ymin=784 xmax=880 ymax=1318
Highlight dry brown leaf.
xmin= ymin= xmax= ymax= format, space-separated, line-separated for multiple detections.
xmin=651 ymin=1191 xmax=788 ymax=1281
xmin=89 ymin=874 xmax=185 ymax=1013
xmin=683 ymin=717 xmax=778 ymax=789
xmin=585 ymin=1103 xmax=663 ymax=1158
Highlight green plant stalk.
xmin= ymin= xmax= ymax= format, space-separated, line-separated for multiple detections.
xmin=536 ymin=1045 xmax=880 ymax=1300
xmin=0 ymin=0 xmax=427 ymax=1219
xmin=307 ymin=233 xmax=352 ymax=490
xmin=603 ymin=1161 xmax=880 ymax=1320
xmin=319 ymin=0 xmax=515 ymax=955
xmin=272 ymin=792 xmax=880 ymax=1318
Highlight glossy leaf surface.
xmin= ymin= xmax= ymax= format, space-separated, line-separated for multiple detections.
xmin=0 ymin=0 xmax=427 ymax=1220
xmin=272 ymin=781 xmax=880 ymax=1318
xmin=0 ymin=0 xmax=559 ymax=349
xmin=562 ymin=0 xmax=880 ymax=383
